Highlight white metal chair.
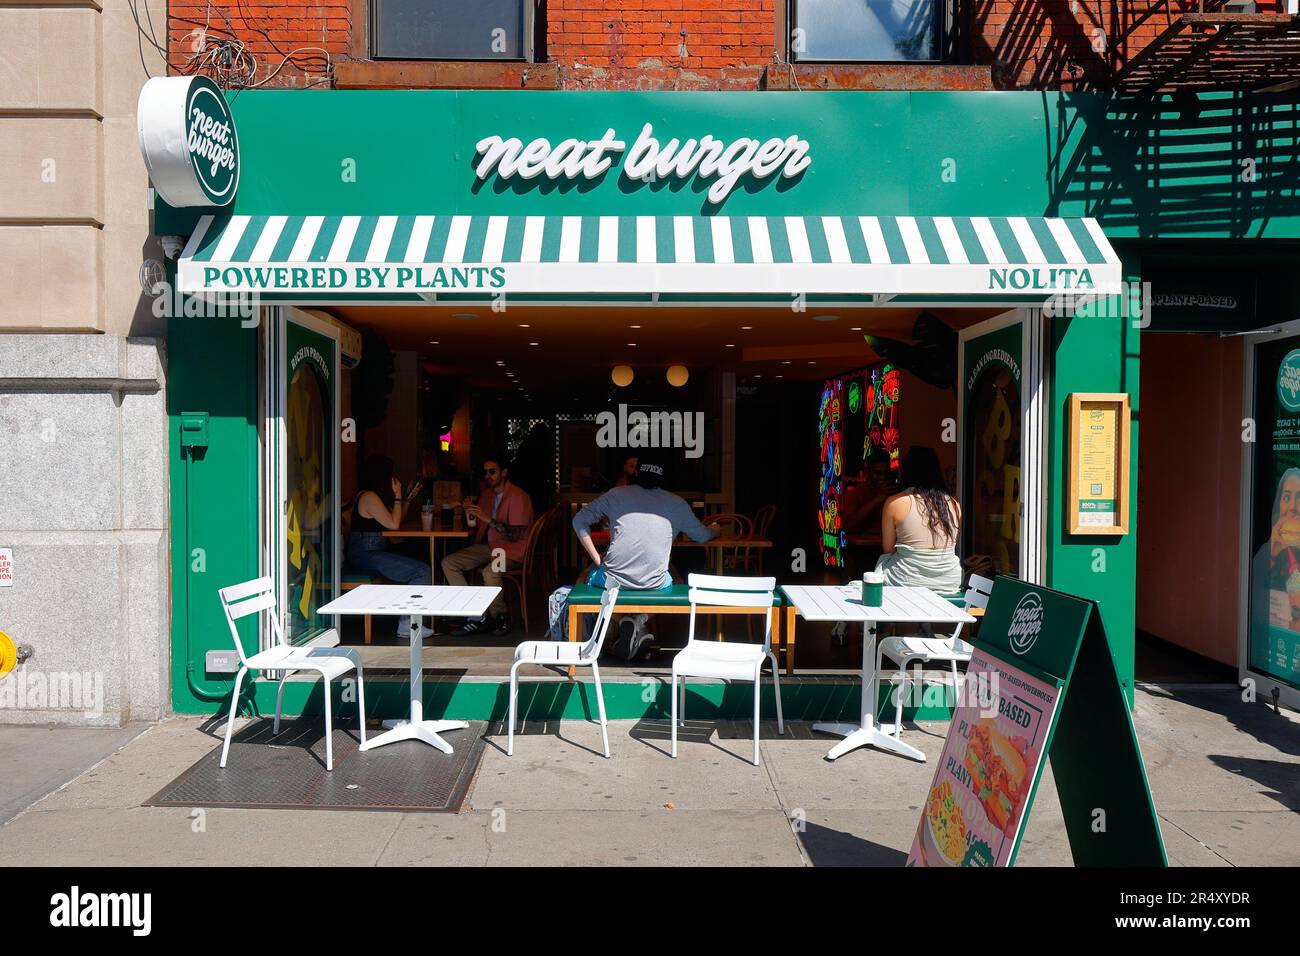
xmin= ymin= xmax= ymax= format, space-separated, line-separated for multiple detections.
xmin=217 ymin=576 xmax=368 ymax=771
xmin=508 ymin=586 xmax=619 ymax=758
xmin=877 ymin=573 xmax=994 ymax=740
xmin=671 ymin=573 xmax=784 ymax=766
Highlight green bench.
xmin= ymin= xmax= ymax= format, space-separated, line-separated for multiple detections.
xmin=565 ymin=584 xmax=791 ymax=675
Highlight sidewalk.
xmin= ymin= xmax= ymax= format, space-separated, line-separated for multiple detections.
xmin=0 ymin=686 xmax=1295 ymax=866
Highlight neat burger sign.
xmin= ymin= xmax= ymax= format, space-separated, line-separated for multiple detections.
xmin=137 ymin=75 xmax=240 ymax=207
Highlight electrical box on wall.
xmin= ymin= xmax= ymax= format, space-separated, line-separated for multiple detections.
xmin=205 ymin=650 xmax=241 ymax=674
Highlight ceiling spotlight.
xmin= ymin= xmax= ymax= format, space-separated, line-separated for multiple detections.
xmin=451 ymin=313 xmax=478 ymax=320
xmin=529 ymin=342 xmax=540 ymax=346
xmin=666 ymin=365 xmax=689 ymax=387
xmin=611 ymin=365 xmax=634 ymax=387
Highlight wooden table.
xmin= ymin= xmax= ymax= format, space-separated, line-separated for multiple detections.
xmin=318 ymin=584 xmax=499 ymax=754
xmin=674 ymin=535 xmax=772 ymax=575
xmin=382 ymin=522 xmax=471 ymax=573
xmin=780 ymin=583 xmax=974 ymax=761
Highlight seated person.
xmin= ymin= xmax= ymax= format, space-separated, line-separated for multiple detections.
xmin=442 ymin=453 xmax=534 ymax=635
xmin=876 ymin=446 xmax=963 ymax=594
xmin=568 ymin=458 xmax=719 ymax=656
xmin=347 ymin=455 xmax=429 ymax=639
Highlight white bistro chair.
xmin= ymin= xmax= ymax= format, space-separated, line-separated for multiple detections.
xmin=218 ymin=576 xmax=368 ymax=771
xmin=671 ymin=573 xmax=784 ymax=766
xmin=508 ymin=586 xmax=619 ymax=758
xmin=876 ymin=573 xmax=994 ymax=740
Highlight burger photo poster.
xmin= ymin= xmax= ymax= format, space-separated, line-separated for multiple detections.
xmin=908 ymin=576 xmax=1166 ymax=867
xmin=1251 ymin=342 xmax=1300 ymax=690
xmin=907 ymin=647 xmax=1060 ymax=867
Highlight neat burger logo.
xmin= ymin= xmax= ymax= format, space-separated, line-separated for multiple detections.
xmin=1278 ymin=349 xmax=1300 ymax=413
xmin=1007 ymin=592 xmax=1044 ymax=656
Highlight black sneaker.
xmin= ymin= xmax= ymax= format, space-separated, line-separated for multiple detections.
xmin=492 ymin=614 xmax=510 ymax=636
xmin=630 ymin=631 xmax=656 ymax=660
xmin=456 ymin=615 xmax=492 ymax=635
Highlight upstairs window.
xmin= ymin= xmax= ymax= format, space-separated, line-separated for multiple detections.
xmin=789 ymin=0 xmax=941 ymax=62
xmin=372 ymin=0 xmax=531 ymax=60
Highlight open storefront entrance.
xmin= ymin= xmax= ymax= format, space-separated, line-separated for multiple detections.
xmin=161 ymin=89 xmax=1136 ymax=720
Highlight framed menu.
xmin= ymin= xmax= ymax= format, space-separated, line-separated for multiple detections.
xmin=1067 ymin=392 xmax=1131 ymax=535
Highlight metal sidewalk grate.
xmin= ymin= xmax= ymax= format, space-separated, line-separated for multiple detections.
xmin=145 ymin=719 xmax=488 ymax=812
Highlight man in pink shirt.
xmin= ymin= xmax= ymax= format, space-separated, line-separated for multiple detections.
xmin=442 ymin=453 xmax=534 ymax=634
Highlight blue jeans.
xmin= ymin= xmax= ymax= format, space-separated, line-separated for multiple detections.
xmin=347 ymin=533 xmax=432 ymax=585
xmin=585 ymin=566 xmax=673 ymax=591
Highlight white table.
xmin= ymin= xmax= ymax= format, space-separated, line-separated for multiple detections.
xmin=318 ymin=584 xmax=500 ymax=754
xmin=780 ymin=584 xmax=975 ymax=762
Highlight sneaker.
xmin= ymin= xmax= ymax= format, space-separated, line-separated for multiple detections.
xmin=609 ymin=617 xmax=638 ymax=659
xmin=492 ymin=614 xmax=510 ymax=636
xmin=629 ymin=630 xmax=655 ymax=660
xmin=455 ymin=615 xmax=492 ymax=635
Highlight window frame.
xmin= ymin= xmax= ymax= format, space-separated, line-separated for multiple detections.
xmin=368 ymin=0 xmax=537 ymax=63
xmin=785 ymin=0 xmax=948 ymax=65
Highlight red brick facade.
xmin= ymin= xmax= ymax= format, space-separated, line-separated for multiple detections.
xmin=165 ymin=0 xmax=1287 ymax=91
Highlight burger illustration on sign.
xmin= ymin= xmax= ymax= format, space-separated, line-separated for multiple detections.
xmin=1007 ymin=591 xmax=1044 ymax=656
xmin=137 ymin=75 xmax=240 ymax=208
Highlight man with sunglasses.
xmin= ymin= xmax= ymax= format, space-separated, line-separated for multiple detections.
xmin=442 ymin=454 xmax=534 ymax=634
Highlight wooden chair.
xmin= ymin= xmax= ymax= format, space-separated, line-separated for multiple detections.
xmin=749 ymin=504 xmax=778 ymax=570
xmin=501 ymin=504 xmax=562 ymax=634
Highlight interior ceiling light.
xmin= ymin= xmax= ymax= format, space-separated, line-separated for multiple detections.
xmin=813 ymin=314 xmax=840 ymax=322
xmin=666 ymin=365 xmax=689 ymax=387
xmin=452 ymin=313 xmax=478 ymax=320
xmin=611 ymin=365 xmax=634 ymax=387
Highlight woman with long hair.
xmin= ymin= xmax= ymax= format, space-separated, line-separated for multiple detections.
xmin=876 ymin=446 xmax=963 ymax=593
xmin=348 ymin=454 xmax=431 ymax=639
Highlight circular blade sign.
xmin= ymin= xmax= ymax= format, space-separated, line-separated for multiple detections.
xmin=137 ymin=75 xmax=240 ymax=207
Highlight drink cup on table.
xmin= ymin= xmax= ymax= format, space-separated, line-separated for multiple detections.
xmin=464 ymin=496 xmax=478 ymax=528
xmin=862 ymin=570 xmax=884 ymax=607
xmin=420 ymin=503 xmax=434 ymax=532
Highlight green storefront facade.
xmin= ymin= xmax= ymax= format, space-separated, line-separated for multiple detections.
xmin=157 ymin=89 xmax=1300 ymax=719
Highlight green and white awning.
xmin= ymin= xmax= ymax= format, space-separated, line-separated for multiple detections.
xmin=178 ymin=213 xmax=1122 ymax=302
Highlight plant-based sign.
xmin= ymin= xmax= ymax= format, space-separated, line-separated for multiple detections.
xmin=474 ymin=123 xmax=811 ymax=204
xmin=137 ymin=75 xmax=240 ymax=207
xmin=908 ymin=576 xmax=1166 ymax=867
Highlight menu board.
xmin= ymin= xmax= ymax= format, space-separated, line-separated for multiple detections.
xmin=907 ymin=576 xmax=1166 ymax=867
xmin=909 ymin=648 xmax=1060 ymax=866
xmin=1067 ymin=392 xmax=1131 ymax=535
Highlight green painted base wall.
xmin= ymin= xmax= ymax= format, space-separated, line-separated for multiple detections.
xmin=168 ymin=313 xmax=262 ymax=715
xmin=203 ymin=677 xmax=958 ymax=724
xmin=1046 ymin=256 xmax=1142 ymax=705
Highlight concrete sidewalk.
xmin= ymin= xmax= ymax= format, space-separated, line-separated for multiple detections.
xmin=0 ymin=686 xmax=1296 ymax=866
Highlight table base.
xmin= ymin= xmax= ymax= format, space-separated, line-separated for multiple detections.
xmin=813 ymin=719 xmax=926 ymax=762
xmin=360 ymin=718 xmax=469 ymax=754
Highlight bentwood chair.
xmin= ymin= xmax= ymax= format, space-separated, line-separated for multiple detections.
xmin=501 ymin=504 xmax=562 ymax=633
xmin=749 ymin=504 xmax=778 ymax=572
xmin=508 ymin=586 xmax=619 ymax=758
xmin=217 ymin=576 xmax=368 ymax=771
xmin=670 ymin=574 xmax=784 ymax=766
xmin=876 ymin=574 xmax=994 ymax=740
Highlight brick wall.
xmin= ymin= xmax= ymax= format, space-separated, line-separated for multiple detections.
xmin=165 ymin=0 xmax=1288 ymax=91
xmin=549 ymin=0 xmax=775 ymax=90
xmin=169 ymin=0 xmax=350 ymax=88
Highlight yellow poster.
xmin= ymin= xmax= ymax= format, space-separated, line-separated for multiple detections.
xmin=1076 ymin=404 xmax=1118 ymax=527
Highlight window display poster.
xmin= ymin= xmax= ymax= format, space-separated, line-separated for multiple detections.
xmin=1248 ymin=339 xmax=1300 ymax=691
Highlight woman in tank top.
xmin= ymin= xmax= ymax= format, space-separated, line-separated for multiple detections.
xmin=876 ymin=446 xmax=963 ymax=594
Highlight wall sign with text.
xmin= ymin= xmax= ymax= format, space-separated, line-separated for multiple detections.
xmin=137 ymin=75 xmax=240 ymax=208
xmin=1067 ymin=392 xmax=1131 ymax=535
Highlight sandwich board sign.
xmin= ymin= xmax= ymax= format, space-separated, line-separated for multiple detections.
xmin=908 ymin=576 xmax=1165 ymax=867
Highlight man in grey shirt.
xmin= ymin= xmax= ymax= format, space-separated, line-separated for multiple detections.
xmin=573 ymin=460 xmax=719 ymax=591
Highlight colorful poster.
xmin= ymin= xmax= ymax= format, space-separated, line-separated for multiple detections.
xmin=908 ymin=647 xmax=1060 ymax=867
xmin=1248 ymin=340 xmax=1300 ymax=691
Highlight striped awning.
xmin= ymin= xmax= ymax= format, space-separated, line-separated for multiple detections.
xmin=177 ymin=213 xmax=1122 ymax=302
